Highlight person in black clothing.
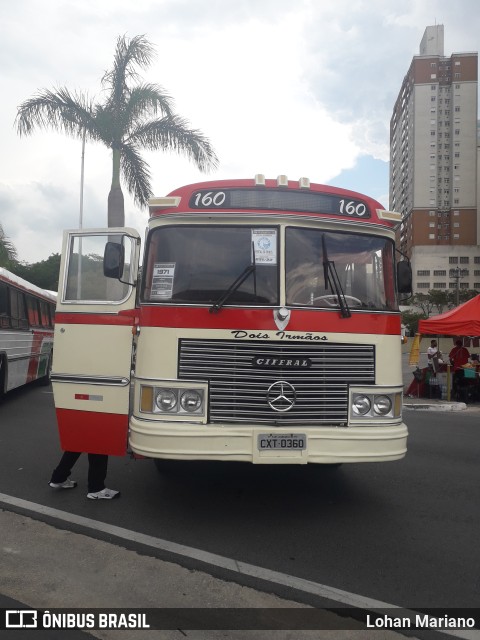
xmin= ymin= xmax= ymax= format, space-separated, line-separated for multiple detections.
xmin=49 ymin=451 xmax=120 ymax=500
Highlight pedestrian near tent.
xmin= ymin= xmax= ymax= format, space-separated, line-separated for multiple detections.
xmin=49 ymin=451 xmax=120 ymax=500
xmin=449 ymin=339 xmax=470 ymax=371
xmin=427 ymin=339 xmax=443 ymax=373
xmin=449 ymin=339 xmax=470 ymax=400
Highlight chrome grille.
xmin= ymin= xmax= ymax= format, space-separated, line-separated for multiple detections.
xmin=178 ymin=339 xmax=375 ymax=425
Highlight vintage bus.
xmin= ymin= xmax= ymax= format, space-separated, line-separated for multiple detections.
xmin=0 ymin=267 xmax=56 ymax=398
xmin=52 ymin=175 xmax=412 ymax=466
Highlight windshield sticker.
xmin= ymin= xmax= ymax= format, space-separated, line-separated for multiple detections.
xmin=151 ymin=263 xmax=176 ymax=299
xmin=252 ymin=229 xmax=277 ymax=265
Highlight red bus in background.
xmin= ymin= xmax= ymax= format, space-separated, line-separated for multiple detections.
xmin=52 ymin=175 xmax=412 ymax=467
xmin=0 ymin=267 xmax=55 ymax=398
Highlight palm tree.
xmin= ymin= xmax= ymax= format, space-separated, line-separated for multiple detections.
xmin=15 ymin=34 xmax=219 ymax=227
xmin=0 ymin=223 xmax=18 ymax=268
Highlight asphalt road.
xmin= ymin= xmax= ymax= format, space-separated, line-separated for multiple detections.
xmin=0 ymin=382 xmax=479 ymax=612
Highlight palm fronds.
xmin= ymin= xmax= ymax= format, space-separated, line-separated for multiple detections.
xmin=15 ymin=34 xmax=219 ymax=222
xmin=130 ymin=115 xmax=219 ymax=172
xmin=16 ymin=88 xmax=94 ymax=138
xmin=0 ymin=223 xmax=18 ymax=266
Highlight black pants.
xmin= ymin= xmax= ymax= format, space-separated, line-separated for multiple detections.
xmin=452 ymin=370 xmax=464 ymax=399
xmin=50 ymin=452 xmax=108 ymax=493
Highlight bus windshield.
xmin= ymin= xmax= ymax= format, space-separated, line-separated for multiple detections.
xmin=286 ymin=228 xmax=397 ymax=311
xmin=142 ymin=225 xmax=397 ymax=310
xmin=142 ymin=226 xmax=279 ymax=305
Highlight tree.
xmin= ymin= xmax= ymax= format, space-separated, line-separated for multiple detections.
xmin=15 ymin=34 xmax=219 ymax=227
xmin=11 ymin=253 xmax=61 ymax=291
xmin=401 ymin=309 xmax=427 ymax=336
xmin=455 ymin=289 xmax=479 ymax=305
xmin=0 ymin=223 xmax=18 ymax=268
xmin=405 ymin=289 xmax=479 ymax=324
xmin=427 ymin=289 xmax=450 ymax=315
xmin=411 ymin=292 xmax=436 ymax=317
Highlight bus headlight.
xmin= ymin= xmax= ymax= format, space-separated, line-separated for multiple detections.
xmin=140 ymin=383 xmax=206 ymax=417
xmin=180 ymin=389 xmax=203 ymax=412
xmin=349 ymin=389 xmax=402 ymax=423
xmin=155 ymin=388 xmax=178 ymax=412
xmin=373 ymin=395 xmax=392 ymax=415
xmin=352 ymin=395 xmax=371 ymax=415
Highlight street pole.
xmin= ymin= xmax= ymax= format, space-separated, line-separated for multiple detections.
xmin=449 ymin=266 xmax=465 ymax=306
xmin=79 ymin=127 xmax=86 ymax=229
xmin=77 ymin=128 xmax=86 ymax=299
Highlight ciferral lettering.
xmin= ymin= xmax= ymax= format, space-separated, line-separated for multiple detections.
xmin=252 ymin=357 xmax=312 ymax=369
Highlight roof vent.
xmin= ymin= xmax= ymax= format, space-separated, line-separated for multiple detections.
xmin=299 ymin=177 xmax=310 ymax=189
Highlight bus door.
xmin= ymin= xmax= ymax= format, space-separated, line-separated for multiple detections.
xmin=52 ymin=229 xmax=141 ymax=456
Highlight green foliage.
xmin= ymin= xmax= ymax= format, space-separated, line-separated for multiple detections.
xmin=9 ymin=253 xmax=61 ymax=291
xmin=456 ymin=289 xmax=479 ymax=305
xmin=404 ymin=288 xmax=480 ymax=326
xmin=425 ymin=289 xmax=450 ymax=314
xmin=410 ymin=292 xmax=436 ymax=317
xmin=401 ymin=309 xmax=427 ymax=336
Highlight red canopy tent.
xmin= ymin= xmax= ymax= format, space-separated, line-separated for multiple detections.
xmin=418 ymin=294 xmax=480 ymax=336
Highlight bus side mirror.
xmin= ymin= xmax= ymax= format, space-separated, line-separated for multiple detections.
xmin=397 ymin=261 xmax=412 ymax=294
xmin=104 ymin=242 xmax=125 ymax=280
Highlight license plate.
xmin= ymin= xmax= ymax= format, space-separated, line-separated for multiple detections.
xmin=258 ymin=433 xmax=306 ymax=451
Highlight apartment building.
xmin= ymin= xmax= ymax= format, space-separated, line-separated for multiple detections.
xmin=390 ymin=25 xmax=479 ymax=294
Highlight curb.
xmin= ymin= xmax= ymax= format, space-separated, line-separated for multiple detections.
xmin=403 ymin=402 xmax=467 ymax=411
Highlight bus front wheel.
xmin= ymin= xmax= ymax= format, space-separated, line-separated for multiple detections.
xmin=38 ymin=353 xmax=52 ymax=386
xmin=0 ymin=356 xmax=6 ymax=401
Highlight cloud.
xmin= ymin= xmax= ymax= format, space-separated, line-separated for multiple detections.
xmin=0 ymin=0 xmax=478 ymax=262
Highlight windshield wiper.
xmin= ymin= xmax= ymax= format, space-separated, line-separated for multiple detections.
xmin=209 ymin=264 xmax=256 ymax=314
xmin=322 ymin=235 xmax=351 ymax=318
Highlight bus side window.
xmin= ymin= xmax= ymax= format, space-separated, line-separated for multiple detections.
xmin=0 ymin=282 xmax=9 ymax=327
xmin=26 ymin=295 xmax=40 ymax=327
xmin=9 ymin=289 xmax=28 ymax=330
xmin=39 ymin=301 xmax=50 ymax=327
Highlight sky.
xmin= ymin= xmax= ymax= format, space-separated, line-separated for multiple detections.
xmin=1 ymin=0 xmax=479 ymax=264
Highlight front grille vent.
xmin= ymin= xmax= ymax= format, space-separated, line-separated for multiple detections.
xmin=178 ymin=339 xmax=375 ymax=425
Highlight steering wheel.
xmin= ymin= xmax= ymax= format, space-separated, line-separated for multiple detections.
xmin=294 ymin=294 xmax=363 ymax=307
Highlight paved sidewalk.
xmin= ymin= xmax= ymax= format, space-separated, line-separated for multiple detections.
xmin=0 ymin=509 xmax=412 ymax=640
xmin=403 ymin=396 xmax=471 ymax=411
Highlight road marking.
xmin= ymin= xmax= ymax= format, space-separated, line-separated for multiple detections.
xmin=0 ymin=492 xmax=477 ymax=639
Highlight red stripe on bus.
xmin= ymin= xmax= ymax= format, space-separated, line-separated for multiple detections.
xmin=55 ymin=312 xmax=136 ymax=326
xmin=56 ymin=307 xmax=401 ymax=335
xmin=55 ymin=408 xmax=128 ymax=456
xmin=26 ymin=332 xmax=45 ymax=383
xmin=140 ymin=307 xmax=401 ymax=335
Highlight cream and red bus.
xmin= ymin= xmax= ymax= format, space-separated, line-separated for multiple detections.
xmin=0 ymin=267 xmax=56 ymax=398
xmin=52 ymin=175 xmax=411 ymax=466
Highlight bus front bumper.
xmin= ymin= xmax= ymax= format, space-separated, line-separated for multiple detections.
xmin=129 ymin=417 xmax=408 ymax=464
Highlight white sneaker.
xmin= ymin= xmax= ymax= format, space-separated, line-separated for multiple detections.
xmin=49 ymin=479 xmax=77 ymax=489
xmin=86 ymin=488 xmax=120 ymax=500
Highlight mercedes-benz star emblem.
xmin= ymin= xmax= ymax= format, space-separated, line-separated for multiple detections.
xmin=266 ymin=381 xmax=296 ymax=412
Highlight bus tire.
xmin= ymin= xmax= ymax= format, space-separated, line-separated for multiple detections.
xmin=38 ymin=353 xmax=52 ymax=386
xmin=0 ymin=356 xmax=6 ymax=400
